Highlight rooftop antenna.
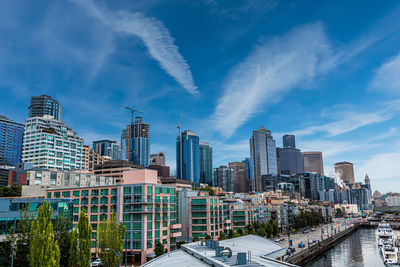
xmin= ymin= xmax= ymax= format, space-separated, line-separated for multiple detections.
xmin=125 ymin=106 xmax=144 ymax=125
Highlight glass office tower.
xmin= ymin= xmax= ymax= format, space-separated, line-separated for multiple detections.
xmin=199 ymin=142 xmax=213 ymax=185
xmin=176 ymin=130 xmax=200 ymax=183
xmin=0 ymin=116 xmax=24 ymax=166
xmin=28 ymin=95 xmax=62 ymax=121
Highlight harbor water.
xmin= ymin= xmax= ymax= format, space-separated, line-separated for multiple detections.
xmin=305 ymin=228 xmax=399 ymax=267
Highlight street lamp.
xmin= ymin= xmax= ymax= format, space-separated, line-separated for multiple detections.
xmin=105 ymin=248 xmax=121 ymax=267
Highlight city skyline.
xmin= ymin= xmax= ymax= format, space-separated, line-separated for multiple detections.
xmin=1 ymin=1 xmax=400 ymax=193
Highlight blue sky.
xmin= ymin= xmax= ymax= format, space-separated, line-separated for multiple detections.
xmin=1 ymin=0 xmax=400 ymax=193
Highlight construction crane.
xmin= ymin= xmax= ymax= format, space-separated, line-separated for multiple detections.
xmin=125 ymin=106 xmax=144 ymax=125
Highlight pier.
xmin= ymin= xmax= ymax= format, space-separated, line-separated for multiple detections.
xmin=285 ymin=223 xmax=361 ymax=265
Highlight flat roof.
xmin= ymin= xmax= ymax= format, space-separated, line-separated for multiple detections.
xmin=142 ymin=249 xmax=209 ymax=267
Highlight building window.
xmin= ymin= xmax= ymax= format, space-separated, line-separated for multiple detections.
xmin=62 ymin=191 xmax=70 ymax=197
xmin=91 ymin=190 xmax=99 ymax=196
xmin=47 ymin=192 xmax=52 ymax=198
xmin=91 ymin=223 xmax=97 ymax=230
xmin=124 ymin=187 xmax=131 ymax=195
xmin=111 ymin=188 xmax=117 ymax=195
xmin=73 ymin=191 xmax=80 ymax=197
xmin=133 ymin=186 xmax=142 ymax=194
xmin=101 ymin=189 xmax=109 ymax=196
xmin=54 ymin=192 xmax=60 ymax=198
xmin=91 ymin=197 xmax=98 ymax=205
xmin=91 ymin=215 xmax=98 ymax=222
xmin=91 ymin=206 xmax=98 ymax=213
xmin=82 ymin=190 xmax=89 ymax=197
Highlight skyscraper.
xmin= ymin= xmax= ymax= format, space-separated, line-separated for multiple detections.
xmin=243 ymin=158 xmax=251 ymax=180
xmin=22 ymin=115 xmax=84 ymax=170
xmin=278 ymin=135 xmax=303 ymax=175
xmin=229 ymin=162 xmax=248 ymax=193
xmin=93 ymin=139 xmax=121 ymax=160
xmin=199 ymin=142 xmax=213 ymax=185
xmin=121 ymin=116 xmax=150 ymax=167
xmin=283 ymin=134 xmax=296 ymax=148
xmin=213 ymin=165 xmax=234 ymax=192
xmin=0 ymin=116 xmax=24 ymax=166
xmin=334 ymin=161 xmax=355 ymax=184
xmin=28 ymin=95 xmax=62 ymax=121
xmin=302 ymin=151 xmax=324 ymax=175
xmin=249 ymin=127 xmax=278 ymax=192
xmin=176 ymin=130 xmax=200 ymax=183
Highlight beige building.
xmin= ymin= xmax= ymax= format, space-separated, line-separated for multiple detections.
xmin=83 ymin=145 xmax=110 ymax=172
xmin=302 ymin=151 xmax=324 ymax=175
xmin=93 ymin=160 xmax=144 ymax=183
xmin=334 ymin=161 xmax=355 ymax=184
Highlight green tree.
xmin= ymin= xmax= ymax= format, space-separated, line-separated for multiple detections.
xmin=0 ymin=185 xmax=22 ymax=197
xmin=155 ymin=241 xmax=165 ymax=257
xmin=199 ymin=186 xmax=215 ymax=196
xmin=218 ymin=231 xmax=227 ymax=240
xmin=98 ymin=213 xmax=125 ymax=267
xmin=29 ymin=201 xmax=60 ymax=267
xmin=176 ymin=240 xmax=187 ymax=249
xmin=70 ymin=210 xmax=92 ymax=267
xmin=54 ymin=210 xmax=72 ymax=267
xmin=192 ymin=236 xmax=199 ymax=242
xmin=237 ymin=228 xmax=244 ymax=236
xmin=205 ymin=234 xmax=212 ymax=240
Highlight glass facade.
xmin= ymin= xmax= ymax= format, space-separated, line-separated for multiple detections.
xmin=176 ymin=130 xmax=200 ymax=183
xmin=121 ymin=117 xmax=150 ymax=167
xmin=92 ymin=140 xmax=121 ymax=160
xmin=199 ymin=142 xmax=213 ymax=185
xmin=0 ymin=116 xmax=24 ymax=166
xmin=28 ymin=95 xmax=62 ymax=121
xmin=249 ymin=127 xmax=277 ymax=192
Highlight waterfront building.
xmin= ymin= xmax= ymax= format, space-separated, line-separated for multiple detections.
xmin=150 ymin=152 xmax=165 ymax=166
xmin=47 ymin=169 xmax=181 ymax=265
xmin=283 ymin=134 xmax=296 ymax=148
xmin=28 ymin=95 xmax=62 ymax=121
xmin=83 ymin=145 xmax=109 ymax=172
xmin=22 ymin=115 xmax=84 ymax=170
xmin=278 ymin=146 xmax=303 ymax=175
xmin=386 ymin=193 xmax=400 ymax=206
xmin=213 ymin=166 xmax=234 ymax=192
xmin=93 ymin=140 xmax=121 ymax=160
xmin=334 ymin=161 xmax=355 ymax=184
xmin=176 ymin=130 xmax=200 ymax=183
xmin=249 ymin=127 xmax=278 ymax=192
xmin=0 ymin=197 xmax=73 ymax=235
xmin=302 ymin=151 xmax=324 ymax=175
xmin=199 ymin=142 xmax=213 ymax=185
xmin=0 ymin=116 xmax=24 ymax=166
xmin=228 ymin=162 xmax=248 ymax=193
xmin=121 ymin=117 xmax=150 ymax=167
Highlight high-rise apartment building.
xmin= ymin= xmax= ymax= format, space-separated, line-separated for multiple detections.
xmin=199 ymin=142 xmax=213 ymax=185
xmin=28 ymin=95 xmax=62 ymax=121
xmin=0 ymin=116 xmax=24 ymax=166
xmin=121 ymin=117 xmax=150 ymax=167
xmin=229 ymin=162 xmax=248 ymax=193
xmin=283 ymin=134 xmax=296 ymax=148
xmin=83 ymin=145 xmax=109 ymax=172
xmin=334 ymin=161 xmax=355 ymax=184
xmin=22 ymin=115 xmax=84 ymax=170
xmin=150 ymin=152 xmax=165 ymax=165
xmin=249 ymin=127 xmax=278 ymax=192
xmin=93 ymin=140 xmax=121 ymax=161
xmin=213 ymin=166 xmax=234 ymax=192
xmin=176 ymin=130 xmax=200 ymax=183
xmin=302 ymin=151 xmax=324 ymax=175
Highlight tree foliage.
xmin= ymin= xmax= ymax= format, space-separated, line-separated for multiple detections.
xmin=29 ymin=201 xmax=60 ymax=267
xmin=335 ymin=208 xmax=343 ymax=218
xmin=242 ymin=220 xmax=280 ymax=238
xmin=53 ymin=209 xmax=73 ymax=267
xmin=291 ymin=210 xmax=325 ymax=230
xmin=69 ymin=210 xmax=92 ymax=267
xmin=155 ymin=241 xmax=165 ymax=257
xmin=218 ymin=231 xmax=227 ymax=240
xmin=199 ymin=186 xmax=215 ymax=196
xmin=0 ymin=185 xmax=21 ymax=197
xmin=97 ymin=213 xmax=125 ymax=267
xmin=192 ymin=236 xmax=199 ymax=242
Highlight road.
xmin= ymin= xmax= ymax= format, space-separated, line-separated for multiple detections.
xmin=273 ymin=218 xmax=358 ymax=253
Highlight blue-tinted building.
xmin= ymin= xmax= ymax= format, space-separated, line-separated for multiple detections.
xmin=283 ymin=134 xmax=296 ymax=148
xmin=28 ymin=95 xmax=62 ymax=120
xmin=279 ymin=147 xmax=303 ymax=175
xmin=0 ymin=197 xmax=73 ymax=235
xmin=93 ymin=139 xmax=121 ymax=160
xmin=176 ymin=130 xmax=200 ymax=183
xmin=199 ymin=142 xmax=213 ymax=185
xmin=121 ymin=117 xmax=150 ymax=167
xmin=0 ymin=116 xmax=24 ymax=166
xmin=249 ymin=127 xmax=277 ymax=192
xmin=243 ymin=158 xmax=251 ymax=180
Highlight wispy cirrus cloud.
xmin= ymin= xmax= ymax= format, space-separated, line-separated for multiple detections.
xmin=369 ymin=52 xmax=400 ymax=94
xmin=71 ymin=0 xmax=198 ymax=95
xmin=210 ymin=22 xmax=335 ymax=138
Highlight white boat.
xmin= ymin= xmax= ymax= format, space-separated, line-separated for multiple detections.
xmin=377 ymin=222 xmax=394 ymax=247
xmin=380 ymin=243 xmax=398 ymax=266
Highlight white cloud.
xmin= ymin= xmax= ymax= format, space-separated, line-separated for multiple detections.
xmin=210 ymin=22 xmax=335 ymax=138
xmin=300 ymin=139 xmax=362 ymax=157
xmin=71 ymin=0 xmax=197 ymax=95
xmin=370 ymin=52 xmax=400 ymax=94
xmin=356 ymin=152 xmax=400 ymax=181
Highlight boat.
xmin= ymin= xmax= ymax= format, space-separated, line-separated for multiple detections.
xmin=380 ymin=243 xmax=398 ymax=266
xmin=377 ymin=222 xmax=394 ymax=247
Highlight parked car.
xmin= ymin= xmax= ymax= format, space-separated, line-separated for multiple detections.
xmin=302 ymin=230 xmax=309 ymax=234
xmin=308 ymin=239 xmax=316 ymax=244
xmin=91 ymin=259 xmax=103 ymax=267
xmin=298 ymin=242 xmax=305 ymax=248
xmin=310 ymin=228 xmax=316 ymax=232
xmin=280 ymin=237 xmax=285 ymax=241
xmin=274 ymin=238 xmax=281 ymax=242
